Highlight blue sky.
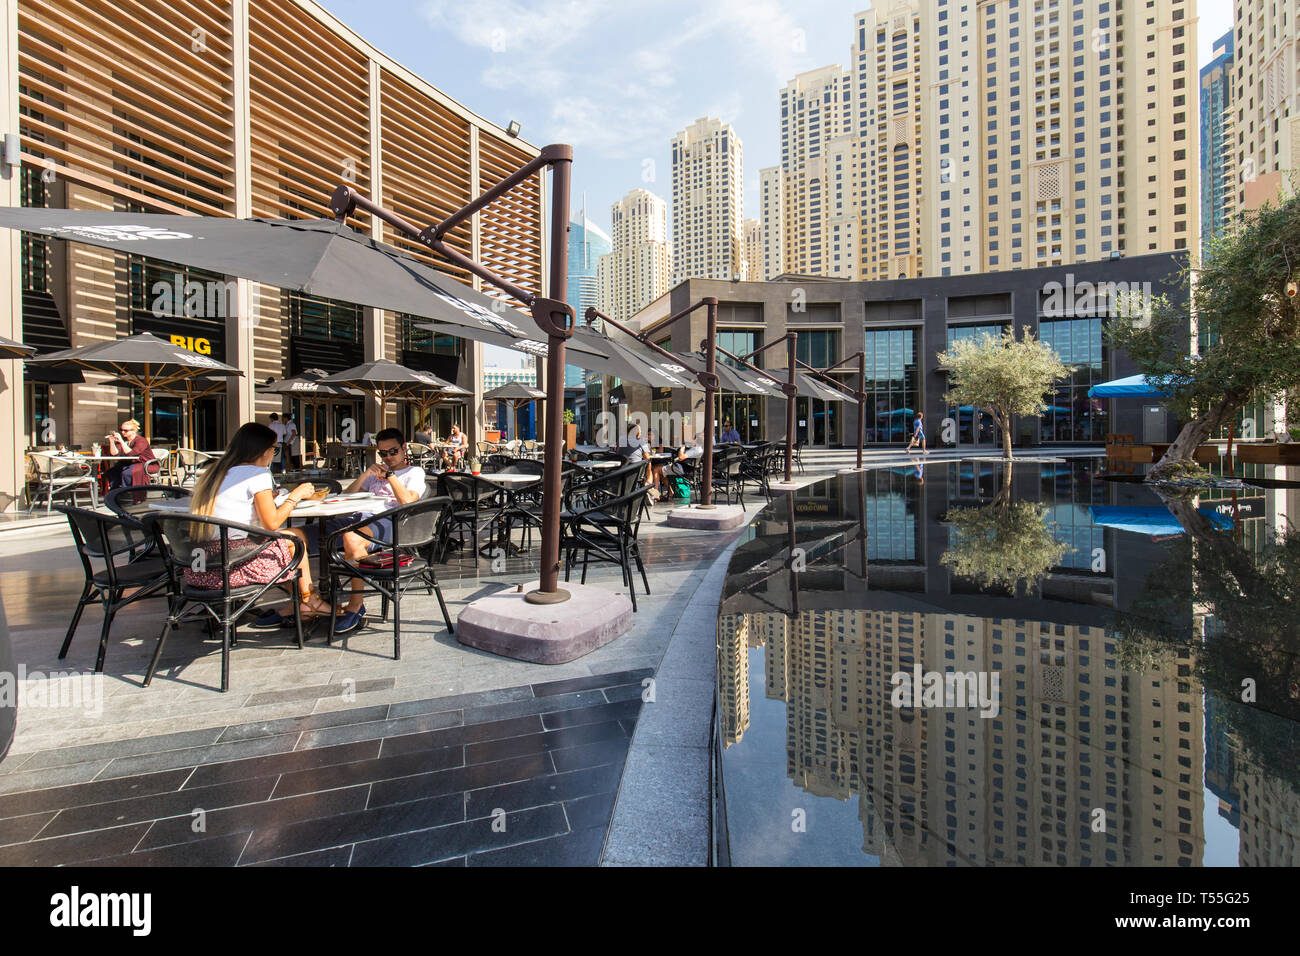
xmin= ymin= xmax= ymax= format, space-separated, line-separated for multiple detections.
xmin=319 ymin=0 xmax=1232 ymax=365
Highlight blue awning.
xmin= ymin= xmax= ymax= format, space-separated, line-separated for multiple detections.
xmin=1089 ymin=505 xmax=1234 ymax=536
xmin=1087 ymin=373 xmax=1173 ymax=397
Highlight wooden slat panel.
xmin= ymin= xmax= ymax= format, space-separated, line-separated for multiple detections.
xmin=478 ymin=134 xmax=543 ymax=301
xmin=248 ymin=0 xmax=371 ymax=228
xmin=17 ymin=0 xmax=236 ymax=215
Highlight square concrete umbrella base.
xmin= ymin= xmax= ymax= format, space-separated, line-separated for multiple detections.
xmin=768 ymin=481 xmax=803 ymax=493
xmin=666 ymin=503 xmax=747 ymax=531
xmin=457 ymin=581 xmax=633 ymax=664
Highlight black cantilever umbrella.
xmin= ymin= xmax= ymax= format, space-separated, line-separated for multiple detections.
xmin=27 ymin=332 xmax=243 ymax=441
xmin=0 ymin=209 xmax=553 ymax=344
xmin=319 ymin=360 xmax=462 ymax=421
xmin=0 ymin=335 xmax=34 ymax=359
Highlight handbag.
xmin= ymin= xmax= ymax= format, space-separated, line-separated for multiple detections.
xmin=358 ymin=551 xmax=414 ymax=569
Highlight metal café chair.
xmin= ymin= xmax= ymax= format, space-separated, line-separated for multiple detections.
xmin=438 ymin=472 xmax=505 ymax=561
xmin=324 ymin=497 xmax=456 ymax=659
xmin=176 ymin=448 xmax=217 ymax=486
xmin=26 ymin=452 xmax=99 ymax=514
xmin=560 ymin=463 xmax=652 ymax=611
xmin=55 ymin=505 xmax=171 ymax=674
xmin=141 ymin=513 xmax=307 ymax=693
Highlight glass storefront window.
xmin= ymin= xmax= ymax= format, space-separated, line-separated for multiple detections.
xmin=1039 ymin=317 xmax=1108 ymax=442
xmin=863 ymin=328 xmax=919 ymax=443
xmin=289 ymin=292 xmax=361 ymax=341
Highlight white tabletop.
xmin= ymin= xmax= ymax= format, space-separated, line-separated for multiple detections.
xmin=577 ymin=460 xmax=619 ymax=470
xmin=479 ymin=473 xmax=541 ymax=485
xmin=147 ymin=494 xmax=384 ymax=518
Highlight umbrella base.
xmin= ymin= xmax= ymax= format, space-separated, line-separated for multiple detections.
xmin=457 ymin=581 xmax=632 ymax=664
xmin=768 ymin=480 xmax=803 ymax=493
xmin=666 ymin=504 xmax=746 ymax=531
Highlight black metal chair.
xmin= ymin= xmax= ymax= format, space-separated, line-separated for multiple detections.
xmin=141 ymin=513 xmax=306 ymax=693
xmin=105 ymin=484 xmax=192 ymax=525
xmin=792 ymin=439 xmax=806 ymax=474
xmin=560 ymin=464 xmax=652 ymax=611
xmin=438 ymin=473 xmax=505 ymax=560
xmin=709 ymin=445 xmax=746 ymax=507
xmin=55 ymin=506 xmax=171 ymax=674
xmin=324 ymin=497 xmax=456 ymax=659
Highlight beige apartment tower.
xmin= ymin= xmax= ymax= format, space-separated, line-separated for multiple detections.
xmin=917 ymin=0 xmax=1198 ymax=274
xmin=759 ymin=166 xmax=785 ymax=279
xmin=670 ymin=117 xmax=745 ymax=284
xmin=1235 ymin=0 xmax=1300 ymax=211
xmin=596 ymin=188 xmax=672 ymax=323
xmin=743 ymin=218 xmax=762 ymax=281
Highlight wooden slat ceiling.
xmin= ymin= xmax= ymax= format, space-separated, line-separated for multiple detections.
xmin=248 ymin=0 xmax=371 ymax=230
xmin=378 ymin=67 xmax=473 ymax=282
xmin=17 ymin=0 xmax=236 ymax=215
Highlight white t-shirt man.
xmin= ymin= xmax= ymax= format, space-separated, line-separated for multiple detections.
xmin=269 ymin=419 xmax=287 ymax=443
xmin=210 ymin=464 xmax=273 ymax=537
xmin=358 ymin=464 xmax=426 ymax=514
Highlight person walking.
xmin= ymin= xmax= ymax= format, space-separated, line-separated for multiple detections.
xmin=268 ymin=413 xmax=288 ymax=473
xmin=905 ymin=410 xmax=927 ymax=454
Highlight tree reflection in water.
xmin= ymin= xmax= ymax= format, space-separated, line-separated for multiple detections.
xmin=941 ymin=461 xmax=1070 ymax=591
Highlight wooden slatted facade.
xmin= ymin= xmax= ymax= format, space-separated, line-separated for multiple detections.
xmin=4 ymin=0 xmax=544 ymax=469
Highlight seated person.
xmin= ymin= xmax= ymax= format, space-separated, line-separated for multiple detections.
xmin=328 ymin=428 xmax=427 ymax=634
xmin=622 ymin=423 xmax=667 ymax=501
xmin=104 ymin=419 xmax=158 ymax=488
xmin=662 ymin=437 xmax=704 ymax=498
xmin=447 ymin=424 xmax=467 ymax=464
xmin=413 ymin=418 xmax=433 ymax=446
xmin=185 ymin=422 xmax=332 ymax=620
xmin=718 ymin=420 xmax=741 ymax=444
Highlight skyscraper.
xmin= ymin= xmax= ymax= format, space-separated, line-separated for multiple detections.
xmin=776 ymin=66 xmax=857 ymax=278
xmin=759 ymin=166 xmax=785 ymax=279
xmin=743 ymin=218 xmax=762 ymax=281
xmin=771 ymin=2 xmax=1198 ymax=280
xmin=1201 ymin=31 xmax=1235 ymax=260
xmin=919 ymin=0 xmax=1197 ymax=274
xmin=596 ymin=188 xmax=673 ymax=323
xmin=566 ymin=205 xmax=611 ymax=320
xmin=1234 ymin=0 xmax=1299 ymax=212
xmin=566 ymin=205 xmax=610 ymax=389
xmin=671 ymin=117 xmax=745 ymax=284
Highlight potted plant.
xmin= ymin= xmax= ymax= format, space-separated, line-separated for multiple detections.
xmin=468 ymin=457 xmax=481 ymax=476
xmin=563 ymin=408 xmax=577 ymax=450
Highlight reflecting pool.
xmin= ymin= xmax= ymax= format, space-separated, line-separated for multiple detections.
xmin=715 ymin=458 xmax=1300 ymax=866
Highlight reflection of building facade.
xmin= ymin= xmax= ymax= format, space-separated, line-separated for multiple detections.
xmin=717 ymin=614 xmax=750 ymax=747
xmin=732 ymin=603 xmax=1205 ymax=866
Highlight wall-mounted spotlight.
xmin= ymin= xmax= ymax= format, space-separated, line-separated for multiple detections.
xmin=2 ymin=134 xmax=21 ymax=170
xmin=506 ymin=120 xmax=521 ymax=138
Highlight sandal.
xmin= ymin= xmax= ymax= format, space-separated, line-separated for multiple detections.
xmin=297 ymin=588 xmax=333 ymax=619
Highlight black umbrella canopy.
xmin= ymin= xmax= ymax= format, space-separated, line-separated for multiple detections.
xmin=319 ymin=360 xmax=461 ymax=414
xmin=0 ymin=335 xmax=34 ymax=358
xmin=671 ymin=351 xmax=779 ymax=397
xmin=568 ymin=327 xmax=696 ymax=389
xmin=103 ymin=374 xmax=233 ymax=399
xmin=796 ymin=371 xmax=849 ymax=403
xmin=257 ymin=368 xmax=363 ymax=398
xmin=417 ymin=321 xmax=612 ymax=364
xmin=484 ymin=381 xmax=546 ymax=402
xmin=0 ymin=209 xmax=545 ymax=342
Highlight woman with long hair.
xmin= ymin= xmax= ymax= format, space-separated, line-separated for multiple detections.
xmin=186 ymin=422 xmax=332 ymax=618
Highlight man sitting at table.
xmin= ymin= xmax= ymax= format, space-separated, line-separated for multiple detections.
xmin=719 ymin=420 xmax=741 ymax=444
xmin=104 ymin=419 xmax=158 ymax=488
xmin=329 ymin=428 xmax=426 ymax=635
xmin=447 ymin=423 xmax=467 ymax=464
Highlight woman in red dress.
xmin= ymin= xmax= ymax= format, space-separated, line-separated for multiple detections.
xmin=104 ymin=419 xmax=158 ymax=488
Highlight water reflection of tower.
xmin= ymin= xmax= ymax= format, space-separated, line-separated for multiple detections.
xmin=1236 ymin=766 xmax=1300 ymax=865
xmin=717 ymin=614 xmax=751 ymax=747
xmin=784 ymin=610 xmax=863 ymax=800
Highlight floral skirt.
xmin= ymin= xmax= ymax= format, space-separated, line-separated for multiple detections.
xmin=184 ymin=537 xmax=297 ymax=590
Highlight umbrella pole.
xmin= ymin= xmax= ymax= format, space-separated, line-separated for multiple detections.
xmin=530 ymin=151 xmax=573 ymax=602
xmin=699 ymin=298 xmax=718 ymax=509
xmin=785 ymin=333 xmax=796 ymax=484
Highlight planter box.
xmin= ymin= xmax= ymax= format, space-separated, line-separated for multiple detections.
xmin=484 ymin=429 xmax=501 ymax=443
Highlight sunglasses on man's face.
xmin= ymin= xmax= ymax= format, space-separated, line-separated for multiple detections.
xmin=378 ymin=446 xmax=404 ymax=458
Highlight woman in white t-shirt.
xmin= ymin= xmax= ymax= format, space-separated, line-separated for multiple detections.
xmin=186 ymin=422 xmax=331 ymax=618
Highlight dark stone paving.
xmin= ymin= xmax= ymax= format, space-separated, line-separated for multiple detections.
xmin=0 ymin=668 xmax=651 ymax=866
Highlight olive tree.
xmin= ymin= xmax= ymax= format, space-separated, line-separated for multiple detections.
xmin=936 ymin=326 xmax=1071 ymax=459
xmin=1108 ymin=188 xmax=1300 ymax=481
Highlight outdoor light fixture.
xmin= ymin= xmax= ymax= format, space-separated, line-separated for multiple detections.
xmin=507 ymin=120 xmax=521 ymax=138
xmin=1287 ymin=280 xmax=1298 ymax=299
xmin=2 ymin=133 xmax=20 ymax=169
